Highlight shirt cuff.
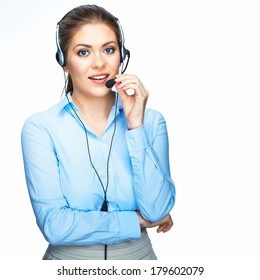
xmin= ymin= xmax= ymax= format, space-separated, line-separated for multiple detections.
xmin=117 ymin=211 xmax=141 ymax=241
xmin=125 ymin=126 xmax=149 ymax=153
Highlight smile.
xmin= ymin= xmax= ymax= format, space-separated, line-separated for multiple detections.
xmin=89 ymin=74 xmax=109 ymax=80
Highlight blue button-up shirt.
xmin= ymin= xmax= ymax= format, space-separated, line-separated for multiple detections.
xmin=21 ymin=92 xmax=175 ymax=246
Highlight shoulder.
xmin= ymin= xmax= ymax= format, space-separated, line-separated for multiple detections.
xmin=21 ymin=101 xmax=62 ymax=132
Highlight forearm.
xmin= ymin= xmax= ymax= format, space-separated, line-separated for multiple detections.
xmin=37 ymin=205 xmax=140 ymax=245
xmin=126 ymin=125 xmax=175 ymax=222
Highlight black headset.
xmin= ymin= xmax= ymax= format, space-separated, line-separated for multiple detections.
xmin=55 ymin=14 xmax=130 ymax=68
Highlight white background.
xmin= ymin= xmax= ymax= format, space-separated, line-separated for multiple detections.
xmin=0 ymin=0 xmax=260 ymax=267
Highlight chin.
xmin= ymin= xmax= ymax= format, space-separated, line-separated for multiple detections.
xmin=92 ymin=86 xmax=111 ymax=97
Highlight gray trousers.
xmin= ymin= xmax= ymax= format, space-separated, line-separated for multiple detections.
xmin=43 ymin=229 xmax=157 ymax=260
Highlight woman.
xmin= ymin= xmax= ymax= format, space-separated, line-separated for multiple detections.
xmin=21 ymin=4 xmax=176 ymax=260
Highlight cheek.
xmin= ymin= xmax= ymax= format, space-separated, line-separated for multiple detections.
xmin=68 ymin=60 xmax=86 ymax=75
xmin=66 ymin=53 xmax=90 ymax=75
xmin=110 ymin=55 xmax=121 ymax=71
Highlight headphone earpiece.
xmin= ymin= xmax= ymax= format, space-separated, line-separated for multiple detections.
xmin=56 ymin=49 xmax=65 ymax=67
xmin=55 ymin=23 xmax=65 ymax=67
xmin=120 ymin=46 xmax=129 ymax=63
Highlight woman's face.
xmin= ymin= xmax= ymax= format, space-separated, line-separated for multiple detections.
xmin=65 ymin=23 xmax=121 ymax=97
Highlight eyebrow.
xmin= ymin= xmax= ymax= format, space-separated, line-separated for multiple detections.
xmin=73 ymin=41 xmax=117 ymax=50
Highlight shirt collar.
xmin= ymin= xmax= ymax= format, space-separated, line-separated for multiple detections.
xmin=57 ymin=92 xmax=75 ymax=113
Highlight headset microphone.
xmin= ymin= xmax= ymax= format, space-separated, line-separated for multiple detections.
xmin=105 ymin=79 xmax=116 ymax=88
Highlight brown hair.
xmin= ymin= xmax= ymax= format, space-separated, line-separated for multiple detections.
xmin=58 ymin=4 xmax=122 ymax=93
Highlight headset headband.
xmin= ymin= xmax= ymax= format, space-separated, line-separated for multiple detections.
xmin=55 ymin=14 xmax=129 ymax=67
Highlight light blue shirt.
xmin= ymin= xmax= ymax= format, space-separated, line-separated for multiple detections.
xmin=21 ymin=92 xmax=175 ymax=246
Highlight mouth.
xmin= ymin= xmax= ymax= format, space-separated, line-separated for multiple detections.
xmin=89 ymin=74 xmax=109 ymax=82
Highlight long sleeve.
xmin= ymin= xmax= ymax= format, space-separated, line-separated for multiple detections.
xmin=21 ymin=114 xmax=140 ymax=246
xmin=125 ymin=110 xmax=176 ymax=222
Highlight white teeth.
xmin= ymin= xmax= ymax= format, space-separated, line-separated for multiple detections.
xmin=91 ymin=75 xmax=107 ymax=80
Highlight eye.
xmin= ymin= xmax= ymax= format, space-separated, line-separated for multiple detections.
xmin=78 ymin=50 xmax=89 ymax=57
xmin=104 ymin=47 xmax=115 ymax=54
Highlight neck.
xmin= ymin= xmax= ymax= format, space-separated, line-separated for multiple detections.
xmin=71 ymin=91 xmax=115 ymax=136
xmin=72 ymin=92 xmax=114 ymax=118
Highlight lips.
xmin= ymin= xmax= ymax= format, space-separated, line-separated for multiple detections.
xmin=89 ymin=73 xmax=109 ymax=82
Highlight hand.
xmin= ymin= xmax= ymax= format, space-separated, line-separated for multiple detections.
xmin=115 ymin=74 xmax=149 ymax=130
xmin=150 ymin=214 xmax=174 ymax=233
xmin=136 ymin=211 xmax=174 ymax=233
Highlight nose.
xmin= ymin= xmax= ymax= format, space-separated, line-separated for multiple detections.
xmin=91 ymin=52 xmax=106 ymax=69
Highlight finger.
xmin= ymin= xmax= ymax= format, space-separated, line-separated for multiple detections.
xmin=156 ymin=225 xmax=164 ymax=233
xmin=116 ymin=80 xmax=144 ymax=92
xmin=156 ymin=223 xmax=168 ymax=233
xmin=117 ymin=82 xmax=138 ymax=91
xmin=117 ymin=83 xmax=148 ymax=100
xmin=157 ymin=223 xmax=173 ymax=233
xmin=115 ymin=74 xmax=139 ymax=82
xmin=115 ymin=76 xmax=145 ymax=91
xmin=115 ymin=75 xmax=149 ymax=99
xmin=115 ymin=76 xmax=138 ymax=83
xmin=115 ymin=82 xmax=130 ymax=97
